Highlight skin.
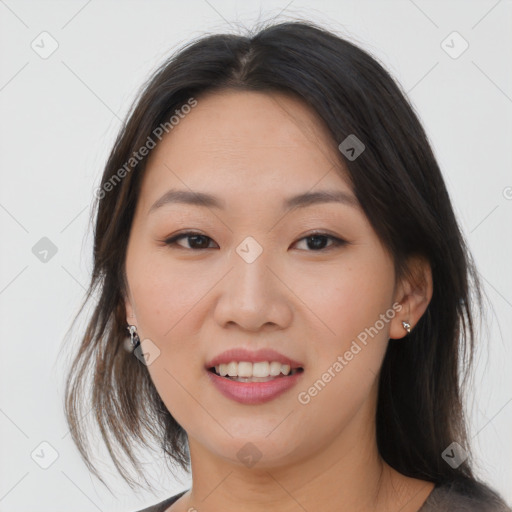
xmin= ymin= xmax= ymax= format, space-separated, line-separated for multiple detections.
xmin=124 ymin=90 xmax=434 ymax=512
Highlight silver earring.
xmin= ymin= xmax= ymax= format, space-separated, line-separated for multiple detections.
xmin=127 ymin=324 xmax=141 ymax=349
xmin=402 ymin=321 xmax=411 ymax=334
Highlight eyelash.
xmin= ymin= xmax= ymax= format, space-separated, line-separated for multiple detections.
xmin=162 ymin=231 xmax=347 ymax=252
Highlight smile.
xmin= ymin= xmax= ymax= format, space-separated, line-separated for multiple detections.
xmin=206 ymin=366 xmax=305 ymax=404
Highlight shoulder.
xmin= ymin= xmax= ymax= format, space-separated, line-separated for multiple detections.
xmin=132 ymin=489 xmax=189 ymax=512
xmin=420 ymin=479 xmax=511 ymax=512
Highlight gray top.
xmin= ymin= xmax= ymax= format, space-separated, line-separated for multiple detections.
xmin=135 ymin=480 xmax=511 ymax=512
xmin=418 ymin=479 xmax=511 ymax=511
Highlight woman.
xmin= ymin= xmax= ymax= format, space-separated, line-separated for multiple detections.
xmin=64 ymin=20 xmax=511 ymax=512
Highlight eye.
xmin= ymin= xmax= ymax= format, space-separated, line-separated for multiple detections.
xmin=163 ymin=231 xmax=347 ymax=252
xmin=293 ymin=232 xmax=347 ymax=251
xmin=163 ymin=231 xmax=218 ymax=250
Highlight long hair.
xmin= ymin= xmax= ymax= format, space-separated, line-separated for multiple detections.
xmin=63 ymin=20 xmax=481 ymax=491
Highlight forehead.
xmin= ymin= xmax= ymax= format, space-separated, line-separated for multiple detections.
xmin=140 ymin=90 xmax=351 ymax=208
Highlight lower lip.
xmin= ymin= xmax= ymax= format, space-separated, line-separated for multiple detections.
xmin=206 ymin=369 xmax=304 ymax=405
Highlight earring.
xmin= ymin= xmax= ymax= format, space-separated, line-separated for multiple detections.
xmin=402 ymin=321 xmax=411 ymax=334
xmin=127 ymin=324 xmax=141 ymax=349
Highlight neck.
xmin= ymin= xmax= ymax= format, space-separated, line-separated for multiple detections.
xmin=175 ymin=396 xmax=433 ymax=512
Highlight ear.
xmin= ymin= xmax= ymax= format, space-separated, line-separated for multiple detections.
xmin=389 ymin=255 xmax=433 ymax=340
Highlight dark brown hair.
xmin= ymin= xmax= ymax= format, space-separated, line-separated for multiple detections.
xmin=64 ymin=20 xmax=483 ymax=492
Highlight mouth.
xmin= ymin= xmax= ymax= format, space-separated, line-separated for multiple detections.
xmin=204 ymin=349 xmax=305 ymax=403
xmin=207 ymin=365 xmax=304 ymax=383
xmin=206 ymin=364 xmax=305 ymax=404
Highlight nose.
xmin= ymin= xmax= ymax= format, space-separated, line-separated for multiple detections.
xmin=213 ymin=242 xmax=293 ymax=332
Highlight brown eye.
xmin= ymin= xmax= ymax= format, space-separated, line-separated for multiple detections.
xmin=164 ymin=232 xmax=218 ymax=250
xmin=293 ymin=233 xmax=347 ymax=251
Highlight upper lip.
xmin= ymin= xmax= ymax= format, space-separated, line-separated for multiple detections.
xmin=205 ymin=348 xmax=304 ymax=370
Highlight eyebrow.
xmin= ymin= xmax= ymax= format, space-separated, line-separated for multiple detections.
xmin=148 ymin=188 xmax=358 ymax=214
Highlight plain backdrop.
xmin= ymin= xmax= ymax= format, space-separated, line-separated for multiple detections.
xmin=0 ymin=1 xmax=511 ymax=511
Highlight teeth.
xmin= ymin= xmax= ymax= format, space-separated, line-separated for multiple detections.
xmin=215 ymin=361 xmax=297 ymax=378
xmin=238 ymin=361 xmax=253 ymax=377
xmin=269 ymin=361 xmax=283 ymax=376
xmin=227 ymin=361 xmax=238 ymax=377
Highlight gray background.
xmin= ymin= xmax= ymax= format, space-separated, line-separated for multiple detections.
xmin=0 ymin=0 xmax=511 ymax=511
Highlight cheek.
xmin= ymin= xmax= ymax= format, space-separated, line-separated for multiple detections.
xmin=126 ymin=247 xmax=211 ymax=394
xmin=127 ymin=253 xmax=206 ymax=422
xmin=128 ymin=248 xmax=208 ymax=338
xmin=295 ymin=255 xmax=395 ymax=354
xmin=291 ymin=251 xmax=395 ymax=420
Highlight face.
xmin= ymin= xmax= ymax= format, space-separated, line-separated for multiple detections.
xmin=123 ymin=90 xmax=408 ymax=470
